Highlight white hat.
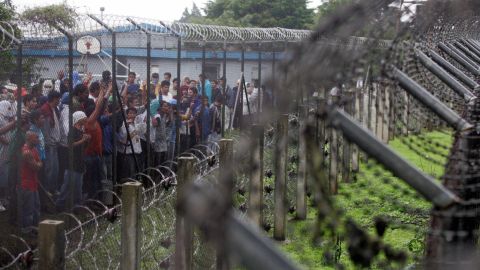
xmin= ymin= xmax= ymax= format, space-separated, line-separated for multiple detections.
xmin=42 ymin=80 xmax=54 ymax=96
xmin=73 ymin=111 xmax=87 ymax=126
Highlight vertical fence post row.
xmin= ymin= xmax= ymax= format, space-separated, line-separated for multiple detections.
xmin=217 ymin=139 xmax=234 ymax=270
xmin=297 ymin=106 xmax=308 ymax=219
xmin=274 ymin=114 xmax=288 ymax=240
xmin=175 ymin=157 xmax=195 ymax=270
xmin=120 ymin=182 xmax=143 ymax=270
xmin=248 ymin=125 xmax=264 ymax=227
xmin=38 ymin=220 xmax=65 ymax=270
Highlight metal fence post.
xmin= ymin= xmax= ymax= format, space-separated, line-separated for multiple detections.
xmin=121 ymin=182 xmax=143 ymax=270
xmin=222 ymin=43 xmax=227 ymax=137
xmin=297 ymin=106 xmax=308 ymax=218
xmin=257 ymin=44 xmax=262 ymax=118
xmin=175 ymin=157 xmax=195 ymax=270
xmin=248 ymin=125 xmax=264 ymax=227
xmin=160 ymin=21 xmax=182 ymax=156
xmin=274 ymin=114 xmax=288 ymax=240
xmin=38 ymin=220 xmax=65 ymax=270
xmin=51 ymin=24 xmax=75 ymax=212
xmin=127 ymin=18 xmax=152 ymax=167
xmin=217 ymin=139 xmax=234 ymax=270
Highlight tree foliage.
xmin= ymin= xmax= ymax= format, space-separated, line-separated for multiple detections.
xmin=180 ymin=0 xmax=314 ymax=29
xmin=316 ymin=0 xmax=353 ymax=18
xmin=20 ymin=2 xmax=78 ymax=29
xmin=179 ymin=3 xmax=205 ymax=23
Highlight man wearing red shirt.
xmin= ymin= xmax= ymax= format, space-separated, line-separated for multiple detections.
xmin=18 ymin=131 xmax=42 ymax=234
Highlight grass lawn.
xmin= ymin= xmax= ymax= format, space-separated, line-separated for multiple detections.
xmin=278 ymin=131 xmax=453 ymax=269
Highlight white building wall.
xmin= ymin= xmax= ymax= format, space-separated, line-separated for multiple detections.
xmin=30 ymin=55 xmax=274 ymax=89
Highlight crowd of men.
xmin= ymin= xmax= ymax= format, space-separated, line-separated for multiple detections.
xmin=0 ymin=69 xmax=266 ymax=235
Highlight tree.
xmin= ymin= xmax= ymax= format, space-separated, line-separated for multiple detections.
xmin=179 ymin=3 xmax=205 ymax=23
xmin=316 ymin=0 xmax=353 ymax=18
xmin=20 ymin=2 xmax=78 ymax=29
xmin=179 ymin=0 xmax=314 ymax=29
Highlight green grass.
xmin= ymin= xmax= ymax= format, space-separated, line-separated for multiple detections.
xmin=277 ymin=131 xmax=453 ymax=269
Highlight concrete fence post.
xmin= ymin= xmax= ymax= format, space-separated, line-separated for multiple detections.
xmin=370 ymin=83 xmax=378 ymax=138
xmin=175 ymin=157 xmax=196 ymax=270
xmin=217 ymin=139 xmax=234 ymax=270
xmin=297 ymin=106 xmax=308 ymax=219
xmin=351 ymin=89 xmax=360 ymax=173
xmin=38 ymin=220 xmax=65 ymax=270
xmin=274 ymin=114 xmax=289 ymax=240
xmin=376 ymin=84 xmax=384 ymax=140
xmin=402 ymin=90 xmax=409 ymax=136
xmin=329 ymin=126 xmax=339 ymax=195
xmin=382 ymin=83 xmax=390 ymax=143
xmin=248 ymin=125 xmax=264 ymax=227
xmin=363 ymin=84 xmax=370 ymax=162
xmin=121 ymin=182 xmax=143 ymax=270
xmin=388 ymin=84 xmax=396 ymax=141
xmin=317 ymin=98 xmax=326 ymax=164
xmin=342 ymin=91 xmax=353 ymax=183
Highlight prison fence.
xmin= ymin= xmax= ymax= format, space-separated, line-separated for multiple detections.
xmin=2 ymin=0 xmax=480 ymax=269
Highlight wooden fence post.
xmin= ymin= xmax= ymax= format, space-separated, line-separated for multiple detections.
xmin=121 ymin=182 xmax=143 ymax=270
xmin=38 ymin=220 xmax=65 ymax=270
xmin=175 ymin=157 xmax=195 ymax=270
xmin=274 ymin=114 xmax=288 ymax=240
xmin=248 ymin=125 xmax=264 ymax=227
xmin=217 ymin=139 xmax=234 ymax=270
xmin=297 ymin=106 xmax=308 ymax=219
